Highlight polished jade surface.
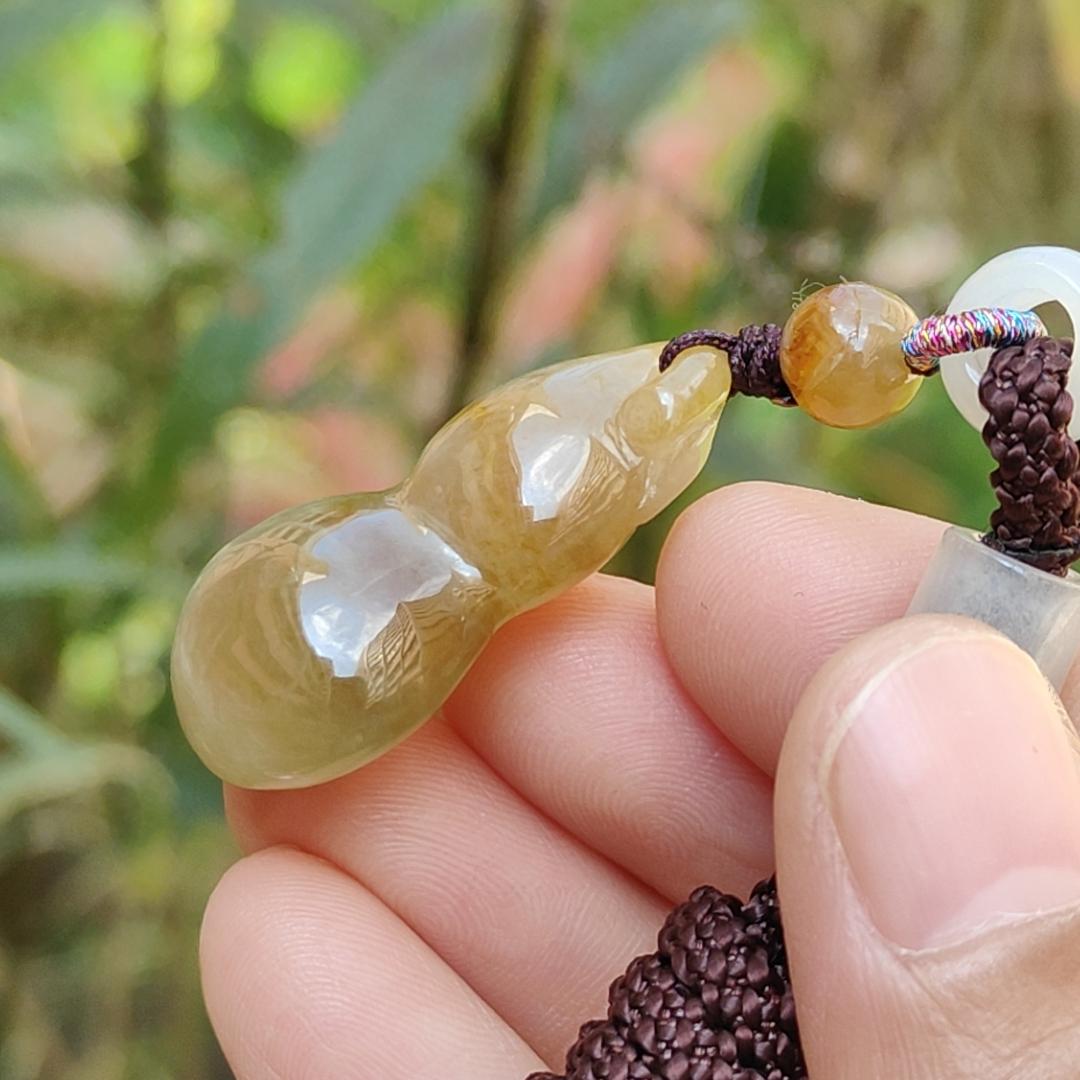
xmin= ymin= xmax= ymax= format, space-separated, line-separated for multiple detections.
xmin=172 ymin=342 xmax=731 ymax=788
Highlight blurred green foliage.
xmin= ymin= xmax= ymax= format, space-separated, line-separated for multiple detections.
xmin=0 ymin=0 xmax=1077 ymax=1075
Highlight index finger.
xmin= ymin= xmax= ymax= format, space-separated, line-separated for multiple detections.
xmin=655 ymin=481 xmax=947 ymax=774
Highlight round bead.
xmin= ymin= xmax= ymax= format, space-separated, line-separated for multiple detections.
xmin=941 ymin=246 xmax=1080 ymax=436
xmin=779 ymin=282 xmax=921 ymax=428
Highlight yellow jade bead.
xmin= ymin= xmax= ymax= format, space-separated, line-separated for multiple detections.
xmin=780 ymin=282 xmax=921 ymax=429
xmin=172 ymin=342 xmax=731 ymax=789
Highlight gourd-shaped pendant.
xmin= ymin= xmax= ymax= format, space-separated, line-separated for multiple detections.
xmin=174 ymin=252 xmax=1070 ymax=790
xmin=173 ymin=342 xmax=732 ymax=788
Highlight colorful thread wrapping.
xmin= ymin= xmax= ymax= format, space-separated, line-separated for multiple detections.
xmin=901 ymin=308 xmax=1048 ymax=375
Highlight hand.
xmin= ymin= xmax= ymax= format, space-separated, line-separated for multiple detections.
xmin=200 ymin=482 xmax=1080 ymax=1078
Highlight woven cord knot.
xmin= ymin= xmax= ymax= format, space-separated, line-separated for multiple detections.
xmin=658 ymin=325 xmax=795 ymax=406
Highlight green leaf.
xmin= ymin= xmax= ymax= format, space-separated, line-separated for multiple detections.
xmin=140 ymin=6 xmax=502 ymax=515
xmin=248 ymin=12 xmax=366 ymax=134
xmin=531 ymin=0 xmax=749 ymax=224
xmin=738 ymin=115 xmax=819 ymax=232
xmin=237 ymin=0 xmax=397 ymax=46
xmin=0 ymin=0 xmax=109 ymax=76
xmin=0 ymin=742 xmax=169 ymax=821
xmin=0 ymin=685 xmax=62 ymax=754
xmin=0 ymin=686 xmax=171 ymax=818
xmin=0 ymin=433 xmax=51 ymax=541
xmin=0 ymin=545 xmax=176 ymax=597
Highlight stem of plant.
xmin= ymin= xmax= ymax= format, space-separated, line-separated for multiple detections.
xmin=442 ymin=0 xmax=563 ymax=426
xmin=129 ymin=0 xmax=177 ymax=388
xmin=101 ymin=0 xmax=178 ymax=550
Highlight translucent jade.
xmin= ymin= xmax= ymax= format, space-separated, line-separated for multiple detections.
xmin=172 ymin=343 xmax=731 ymax=788
xmin=942 ymin=246 xmax=1080 ymax=437
xmin=780 ymin=282 xmax=920 ymax=428
xmin=908 ymin=527 xmax=1080 ymax=690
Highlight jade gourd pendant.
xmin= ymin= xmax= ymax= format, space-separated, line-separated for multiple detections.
xmin=172 ymin=342 xmax=731 ymax=789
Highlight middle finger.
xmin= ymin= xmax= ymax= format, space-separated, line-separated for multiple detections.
xmin=447 ymin=574 xmax=775 ymax=901
xmin=228 ymin=718 xmax=667 ymax=1067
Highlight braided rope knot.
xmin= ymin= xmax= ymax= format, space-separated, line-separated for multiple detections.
xmin=658 ymin=325 xmax=795 ymax=406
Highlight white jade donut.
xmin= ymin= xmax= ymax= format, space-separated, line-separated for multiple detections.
xmin=942 ymin=246 xmax=1080 ymax=436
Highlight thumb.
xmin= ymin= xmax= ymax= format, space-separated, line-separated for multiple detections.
xmin=774 ymin=614 xmax=1080 ymax=1079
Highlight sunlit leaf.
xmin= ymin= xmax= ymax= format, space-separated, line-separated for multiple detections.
xmin=163 ymin=0 xmax=232 ymax=103
xmin=249 ymin=13 xmax=364 ymax=133
xmin=59 ymin=634 xmax=122 ymax=710
xmin=139 ymin=5 xmax=502 ymax=515
xmin=531 ymin=0 xmax=749 ymax=223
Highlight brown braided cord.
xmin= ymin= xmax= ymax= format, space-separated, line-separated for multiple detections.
xmin=978 ymin=337 xmax=1080 ymax=576
xmin=554 ymin=337 xmax=1080 ymax=1080
xmin=527 ymin=877 xmax=805 ymax=1080
xmin=659 ymin=326 xmax=796 ymax=407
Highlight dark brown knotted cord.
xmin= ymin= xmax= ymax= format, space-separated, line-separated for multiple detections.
xmin=527 ymin=877 xmax=806 ymax=1080
xmin=659 ymin=326 xmax=796 ymax=407
xmin=662 ymin=323 xmax=1080 ymax=575
xmin=525 ymin=331 xmax=1078 ymax=1080
xmin=979 ymin=337 xmax=1080 ymax=575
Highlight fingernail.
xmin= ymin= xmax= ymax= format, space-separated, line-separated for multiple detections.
xmin=827 ymin=630 xmax=1080 ymax=949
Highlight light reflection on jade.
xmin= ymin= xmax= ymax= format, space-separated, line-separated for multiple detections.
xmin=172 ymin=343 xmax=731 ymax=789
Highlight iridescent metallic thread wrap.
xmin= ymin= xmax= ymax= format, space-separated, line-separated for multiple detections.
xmin=901 ymin=308 xmax=1048 ymax=375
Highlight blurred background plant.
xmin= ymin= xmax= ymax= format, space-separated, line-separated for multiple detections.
xmin=0 ymin=0 xmax=1077 ymax=1075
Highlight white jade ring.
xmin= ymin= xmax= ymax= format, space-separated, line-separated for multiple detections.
xmin=942 ymin=246 xmax=1080 ymax=437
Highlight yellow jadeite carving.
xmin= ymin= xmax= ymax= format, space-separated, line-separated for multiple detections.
xmin=171 ymin=343 xmax=731 ymax=789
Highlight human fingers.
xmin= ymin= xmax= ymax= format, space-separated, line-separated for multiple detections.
xmin=775 ymin=616 xmax=1080 ymax=1078
xmin=446 ymin=574 xmax=774 ymax=900
xmin=227 ymin=719 xmax=667 ymax=1066
xmin=656 ymin=481 xmax=946 ymax=773
xmin=201 ymin=846 xmax=547 ymax=1079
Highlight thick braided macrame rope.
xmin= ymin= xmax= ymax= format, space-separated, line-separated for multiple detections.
xmin=979 ymin=337 xmax=1080 ymax=575
xmin=527 ymin=878 xmax=806 ymax=1080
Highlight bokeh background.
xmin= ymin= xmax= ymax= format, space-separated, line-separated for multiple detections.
xmin=1 ymin=0 xmax=1078 ymax=1075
